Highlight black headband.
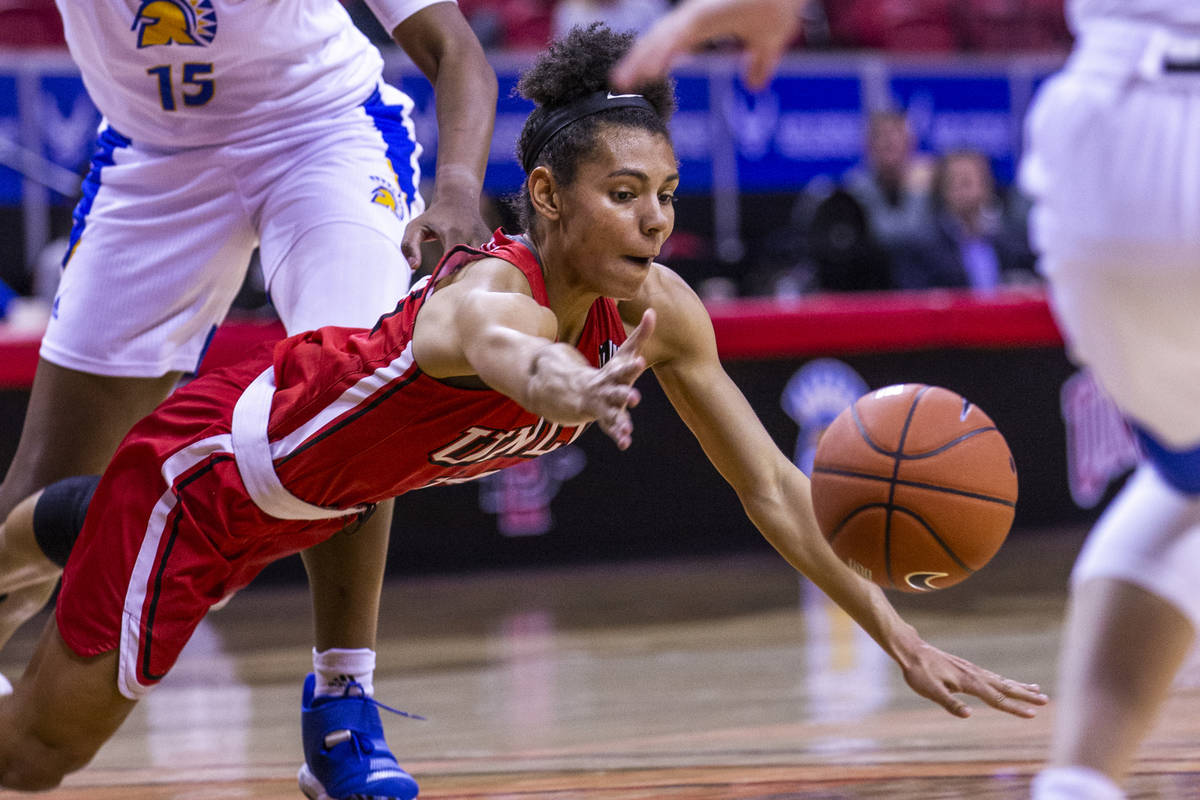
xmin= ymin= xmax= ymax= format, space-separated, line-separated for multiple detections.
xmin=520 ymin=91 xmax=657 ymax=174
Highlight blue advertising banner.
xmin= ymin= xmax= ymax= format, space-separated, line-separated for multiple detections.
xmin=727 ymin=71 xmax=864 ymax=192
xmin=0 ymin=51 xmax=1063 ymax=206
xmin=38 ymin=73 xmax=100 ymax=201
xmin=0 ymin=73 xmax=20 ymax=202
xmin=888 ymin=71 xmax=1017 ymax=182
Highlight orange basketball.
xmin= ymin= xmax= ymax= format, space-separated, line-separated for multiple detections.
xmin=810 ymin=384 xmax=1017 ymax=593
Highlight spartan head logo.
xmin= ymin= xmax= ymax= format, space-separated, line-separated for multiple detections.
xmin=369 ymin=176 xmax=406 ymax=217
xmin=133 ymin=0 xmax=217 ymax=48
xmin=371 ymin=185 xmax=397 ymax=212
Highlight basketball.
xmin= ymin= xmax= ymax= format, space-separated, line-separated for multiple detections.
xmin=810 ymin=384 xmax=1018 ymax=593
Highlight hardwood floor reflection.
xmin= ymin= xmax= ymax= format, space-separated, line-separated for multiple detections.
xmin=5 ymin=525 xmax=1200 ymax=798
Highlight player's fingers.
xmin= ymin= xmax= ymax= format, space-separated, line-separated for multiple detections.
xmin=624 ymin=309 xmax=657 ymax=354
xmin=936 ymin=691 xmax=972 ymax=719
xmin=743 ymin=40 xmax=787 ymax=90
xmin=607 ymin=355 xmax=647 ymax=387
xmin=468 ymin=222 xmax=493 ymax=247
xmin=611 ymin=34 xmax=682 ymax=89
xmin=600 ymin=408 xmax=634 ymax=450
xmin=992 ymin=678 xmax=1049 ymax=712
xmin=437 ymin=222 xmax=488 ymax=250
xmin=400 ymin=223 xmax=428 ymax=270
xmin=961 ymin=675 xmax=1043 ymax=718
xmin=600 ymin=383 xmax=640 ymax=410
xmin=906 ymin=671 xmax=971 ymax=718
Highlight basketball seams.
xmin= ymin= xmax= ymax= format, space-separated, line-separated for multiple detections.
xmin=891 ymin=507 xmax=975 ymax=575
xmin=896 ymin=426 xmax=1000 ymax=459
xmin=810 ymin=467 xmax=1016 ymax=507
xmin=883 ymin=385 xmax=928 ymax=589
xmin=811 ymin=383 xmax=1015 ymax=593
xmin=825 ymin=502 xmax=889 ymax=545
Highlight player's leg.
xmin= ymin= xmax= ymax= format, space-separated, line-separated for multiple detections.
xmin=0 ymin=364 xmax=179 ymax=652
xmin=0 ymin=134 xmax=256 ymax=658
xmin=257 ymin=84 xmax=422 ymax=800
xmin=1022 ymin=49 xmax=1200 ymax=796
xmin=0 ymin=622 xmax=134 ymax=791
xmin=1031 ymin=268 xmax=1200 ymax=798
xmin=0 ymin=481 xmax=135 ymax=790
xmin=1032 ymin=462 xmax=1200 ymax=800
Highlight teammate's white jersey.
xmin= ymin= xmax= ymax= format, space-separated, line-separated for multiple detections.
xmin=1070 ymin=0 xmax=1200 ymax=34
xmin=53 ymin=0 xmax=445 ymax=148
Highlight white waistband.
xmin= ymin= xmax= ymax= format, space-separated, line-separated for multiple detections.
xmin=231 ymin=367 xmax=368 ymax=521
xmin=1071 ymin=18 xmax=1200 ymax=80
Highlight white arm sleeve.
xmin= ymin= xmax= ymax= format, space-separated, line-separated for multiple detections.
xmin=360 ymin=0 xmax=458 ymax=39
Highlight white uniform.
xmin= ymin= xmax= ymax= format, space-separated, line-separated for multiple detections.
xmin=1020 ymin=0 xmax=1200 ymax=449
xmin=1025 ymin=11 xmax=1200 ymax=800
xmin=45 ymin=0 xmax=448 ymax=376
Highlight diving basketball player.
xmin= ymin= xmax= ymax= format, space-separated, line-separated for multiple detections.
xmin=0 ymin=23 xmax=1045 ymax=796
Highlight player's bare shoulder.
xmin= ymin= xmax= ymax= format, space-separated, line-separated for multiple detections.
xmin=620 ymin=262 xmax=718 ymax=367
xmin=433 ymin=254 xmax=534 ymax=295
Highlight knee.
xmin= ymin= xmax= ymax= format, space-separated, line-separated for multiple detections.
xmin=0 ymin=697 xmax=101 ymax=791
xmin=0 ymin=738 xmax=91 ymax=792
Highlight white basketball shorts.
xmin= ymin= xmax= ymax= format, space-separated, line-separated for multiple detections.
xmin=42 ymin=83 xmax=424 ymax=377
xmin=1020 ymin=19 xmax=1200 ymax=449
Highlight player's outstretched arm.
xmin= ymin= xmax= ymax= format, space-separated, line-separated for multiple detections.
xmin=610 ymin=0 xmax=803 ymax=91
xmin=388 ymin=3 xmax=498 ymax=268
xmin=412 ymin=259 xmax=654 ymax=449
xmin=626 ymin=267 xmax=1048 ymax=719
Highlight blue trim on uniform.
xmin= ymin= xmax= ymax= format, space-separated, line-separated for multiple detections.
xmin=0 ymin=278 xmax=16 ymax=320
xmin=1135 ymin=426 xmax=1200 ymax=495
xmin=64 ymin=126 xmax=132 ymax=268
xmin=191 ymin=323 xmax=219 ymax=375
xmin=362 ymin=88 xmax=421 ymax=216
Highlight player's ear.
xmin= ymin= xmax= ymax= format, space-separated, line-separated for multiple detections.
xmin=528 ymin=166 xmax=562 ymax=222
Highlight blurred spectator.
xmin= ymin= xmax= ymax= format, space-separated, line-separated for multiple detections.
xmin=804 ymin=184 xmax=892 ymax=291
xmin=749 ymin=110 xmax=926 ymax=295
xmin=842 ymin=109 xmax=932 ymax=252
xmin=552 ymin=0 xmax=671 ymax=40
xmin=782 ymin=109 xmax=928 ymax=292
xmin=892 ymin=149 xmax=1036 ymax=290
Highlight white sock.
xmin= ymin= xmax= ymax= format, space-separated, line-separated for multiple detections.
xmin=1031 ymin=766 xmax=1124 ymax=800
xmin=313 ymin=647 xmax=376 ymax=698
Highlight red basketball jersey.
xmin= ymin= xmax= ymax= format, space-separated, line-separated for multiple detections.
xmin=263 ymin=229 xmax=629 ymax=509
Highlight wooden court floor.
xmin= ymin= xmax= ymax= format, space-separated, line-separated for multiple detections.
xmin=4 ymin=525 xmax=1200 ymax=799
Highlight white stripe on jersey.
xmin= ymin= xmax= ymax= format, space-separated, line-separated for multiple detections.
xmin=119 ymin=433 xmax=232 ymax=699
xmin=269 ymin=342 xmax=416 ymax=460
xmin=232 ymin=368 xmax=369 ymax=520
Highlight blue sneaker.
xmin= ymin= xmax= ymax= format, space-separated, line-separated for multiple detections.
xmin=298 ymin=673 xmax=422 ymax=800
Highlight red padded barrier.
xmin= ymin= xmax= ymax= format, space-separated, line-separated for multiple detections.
xmin=0 ymin=288 xmax=1062 ymax=389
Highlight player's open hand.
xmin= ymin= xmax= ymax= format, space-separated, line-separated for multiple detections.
xmin=610 ymin=0 xmax=802 ymax=91
xmin=899 ymin=639 xmax=1048 ymax=719
xmin=401 ymin=192 xmax=492 ymax=270
xmin=588 ymin=309 xmax=656 ymax=450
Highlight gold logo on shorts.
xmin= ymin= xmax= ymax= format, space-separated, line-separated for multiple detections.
xmin=371 ymin=186 xmax=397 ymax=212
xmin=369 ymin=176 xmax=407 ymax=218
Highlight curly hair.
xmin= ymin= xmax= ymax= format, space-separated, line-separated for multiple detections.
xmin=512 ymin=23 xmax=677 ymax=231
